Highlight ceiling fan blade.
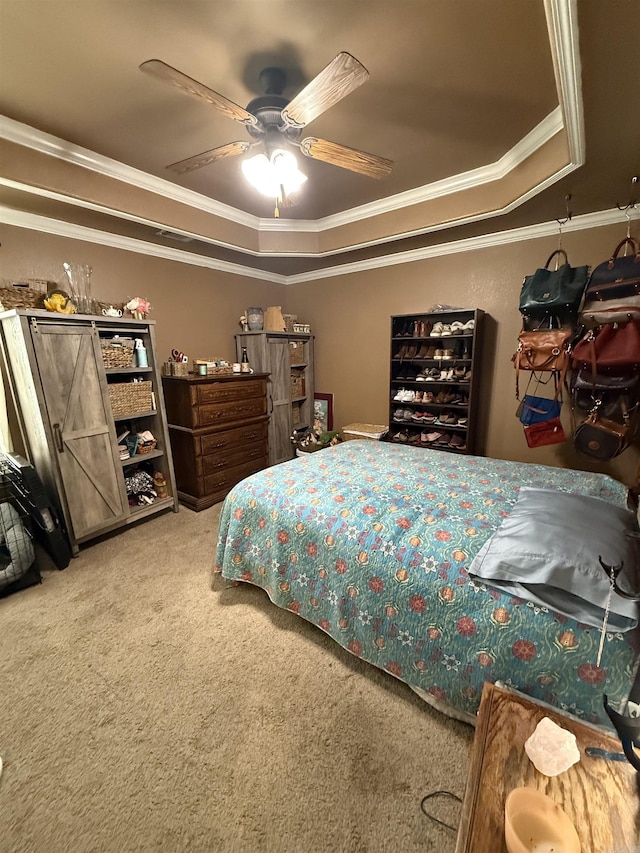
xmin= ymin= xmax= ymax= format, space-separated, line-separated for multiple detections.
xmin=166 ymin=141 xmax=250 ymax=175
xmin=282 ymin=52 xmax=369 ymax=129
xmin=300 ymin=137 xmax=393 ymax=179
xmin=140 ymin=59 xmax=258 ymax=127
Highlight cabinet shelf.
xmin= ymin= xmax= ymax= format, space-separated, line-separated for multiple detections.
xmin=106 ymin=366 xmax=152 ymax=376
xmin=121 ymin=449 xmax=164 ymax=467
xmin=0 ymin=310 xmax=178 ymax=551
xmin=236 ymin=332 xmax=314 ymax=466
xmin=113 ymin=409 xmax=157 ymax=421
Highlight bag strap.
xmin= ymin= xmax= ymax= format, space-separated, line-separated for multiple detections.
xmin=609 ymin=237 xmax=640 ymax=266
xmin=544 ymin=248 xmax=568 ymax=270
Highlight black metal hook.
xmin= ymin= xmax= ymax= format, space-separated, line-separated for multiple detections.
xmin=556 ymin=193 xmax=572 ymax=227
xmin=616 ymin=176 xmax=638 ymax=212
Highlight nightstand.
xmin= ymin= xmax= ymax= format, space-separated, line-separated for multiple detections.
xmin=455 ymin=682 xmax=638 ymax=852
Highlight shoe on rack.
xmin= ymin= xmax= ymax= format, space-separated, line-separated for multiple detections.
xmin=414 ymin=390 xmax=424 ymax=403
xmin=450 ymin=321 xmax=465 ymax=333
xmin=411 ymin=411 xmax=425 ymax=422
xmin=440 ymin=349 xmax=455 ymax=360
xmin=434 ymin=348 xmax=445 ymax=359
xmin=439 ymin=368 xmax=453 ymax=380
xmin=438 ymin=412 xmax=457 ymax=425
xmin=393 ymin=387 xmax=405 ymax=401
xmin=430 ymin=322 xmax=444 ymax=336
xmin=449 ymin=434 xmax=466 ymax=449
xmin=417 ymin=344 xmax=431 ymax=358
xmin=393 ymin=408 xmax=406 ymax=421
xmin=453 ymin=366 xmax=466 ymax=379
xmin=436 ymin=432 xmax=452 ymax=446
xmin=462 ymin=319 xmax=475 ymax=331
xmin=440 ymin=324 xmax=452 ymax=336
xmin=422 ymin=391 xmax=434 ymax=403
xmin=424 ymin=430 xmax=444 ymax=444
xmin=401 ymin=389 xmax=415 ymax=402
xmin=408 ymin=432 xmax=422 ymax=446
xmin=416 ymin=371 xmax=428 ymax=382
xmin=457 ymin=416 xmax=468 ymax=426
xmin=397 ymin=430 xmax=410 ymax=442
xmin=422 ymin=411 xmax=438 ymax=424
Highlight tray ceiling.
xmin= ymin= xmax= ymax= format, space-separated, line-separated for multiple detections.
xmin=0 ymin=0 xmax=638 ymax=279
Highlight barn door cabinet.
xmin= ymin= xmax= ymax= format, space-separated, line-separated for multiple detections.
xmin=0 ymin=309 xmax=178 ymax=552
xmin=235 ymin=331 xmax=314 ymax=465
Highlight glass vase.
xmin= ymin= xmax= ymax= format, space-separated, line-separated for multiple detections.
xmin=63 ymin=262 xmax=93 ymax=314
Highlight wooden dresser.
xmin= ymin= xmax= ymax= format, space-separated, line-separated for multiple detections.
xmin=162 ymin=373 xmax=269 ymax=511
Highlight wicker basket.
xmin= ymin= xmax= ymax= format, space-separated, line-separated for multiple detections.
xmin=0 ymin=284 xmax=46 ymax=311
xmin=136 ymin=437 xmax=157 ymax=455
xmin=290 ymin=373 xmax=305 ymax=398
xmin=342 ymin=423 xmax=388 ymax=441
xmin=289 ymin=341 xmax=305 ymax=366
xmin=108 ymin=381 xmax=153 ymax=417
xmin=101 ymin=337 xmax=135 ymax=369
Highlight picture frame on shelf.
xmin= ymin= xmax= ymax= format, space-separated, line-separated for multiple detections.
xmin=313 ymin=393 xmax=333 ymax=433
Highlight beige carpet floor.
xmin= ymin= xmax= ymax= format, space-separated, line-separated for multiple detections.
xmin=0 ymin=504 xmax=473 ymax=853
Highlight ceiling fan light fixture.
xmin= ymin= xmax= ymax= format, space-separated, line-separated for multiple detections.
xmin=242 ymin=150 xmax=307 ymax=199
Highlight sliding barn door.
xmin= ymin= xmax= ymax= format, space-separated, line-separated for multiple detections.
xmin=30 ymin=322 xmax=128 ymax=541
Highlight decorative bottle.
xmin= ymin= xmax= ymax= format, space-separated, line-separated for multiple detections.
xmin=135 ymin=338 xmax=148 ymax=368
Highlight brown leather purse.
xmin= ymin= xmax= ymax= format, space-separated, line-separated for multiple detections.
xmin=512 ymin=329 xmax=572 ymax=398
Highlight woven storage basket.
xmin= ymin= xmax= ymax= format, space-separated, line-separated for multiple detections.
xmin=290 ymin=374 xmax=305 ymax=398
xmin=0 ymin=285 xmax=46 ymax=311
xmin=289 ymin=341 xmax=305 ymax=366
xmin=101 ymin=337 xmax=135 ymax=369
xmin=108 ymin=381 xmax=153 ymax=417
xmin=136 ymin=437 xmax=157 ymax=455
xmin=342 ymin=423 xmax=388 ymax=441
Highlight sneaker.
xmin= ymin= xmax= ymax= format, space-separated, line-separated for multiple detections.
xmin=393 ymin=408 xmax=406 ymax=421
xmin=393 ymin=387 xmax=405 ymax=401
xmin=440 ymin=324 xmax=452 ymax=336
xmin=440 ymin=349 xmax=455 ymax=360
xmin=401 ymin=389 xmax=415 ymax=402
xmin=450 ymin=321 xmax=465 ymax=333
xmin=430 ymin=322 xmax=444 ymax=336
xmin=462 ymin=319 xmax=475 ymax=331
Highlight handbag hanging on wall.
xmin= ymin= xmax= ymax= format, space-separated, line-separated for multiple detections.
xmin=523 ymin=417 xmax=566 ymax=448
xmin=519 ymin=249 xmax=589 ymax=317
xmin=573 ymin=408 xmax=632 ymax=460
xmin=585 ymin=237 xmax=640 ymax=302
xmin=571 ymin=320 xmax=640 ymax=374
xmin=512 ymin=328 xmax=572 ymax=398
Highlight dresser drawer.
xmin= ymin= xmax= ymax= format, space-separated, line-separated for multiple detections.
xmin=196 ymin=396 xmax=266 ymax=428
xmin=200 ymin=420 xmax=268 ymax=456
xmin=202 ymin=441 xmax=267 ymax=476
xmin=203 ymin=457 xmax=266 ymax=497
xmin=197 ymin=378 xmax=264 ymax=406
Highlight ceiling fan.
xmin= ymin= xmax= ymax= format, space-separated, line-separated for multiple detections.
xmin=139 ymin=52 xmax=393 ymax=207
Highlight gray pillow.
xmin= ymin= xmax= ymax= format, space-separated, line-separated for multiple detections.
xmin=469 ymin=487 xmax=640 ymax=632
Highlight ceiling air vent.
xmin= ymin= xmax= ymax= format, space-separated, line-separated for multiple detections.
xmin=156 ymin=229 xmax=194 ymax=243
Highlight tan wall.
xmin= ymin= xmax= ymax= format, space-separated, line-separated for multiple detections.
xmin=0 ymin=225 xmax=286 ymax=365
xmin=285 ymin=222 xmax=640 ymax=488
xmin=1 ymin=220 xmax=638 ymax=487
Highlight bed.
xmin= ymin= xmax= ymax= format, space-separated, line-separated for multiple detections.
xmin=214 ymin=441 xmax=640 ymax=728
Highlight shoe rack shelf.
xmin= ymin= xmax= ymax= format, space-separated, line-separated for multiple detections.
xmin=388 ymin=308 xmax=484 ymax=454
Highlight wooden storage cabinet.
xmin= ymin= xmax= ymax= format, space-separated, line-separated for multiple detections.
xmin=388 ymin=308 xmax=484 ymax=455
xmin=235 ymin=331 xmax=314 ymax=465
xmin=162 ymin=373 xmax=269 ymax=511
xmin=0 ymin=310 xmax=178 ymax=552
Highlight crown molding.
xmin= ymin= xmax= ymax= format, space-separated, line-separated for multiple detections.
xmin=2 ymin=204 xmax=636 ymax=287
xmin=0 ymin=0 xmax=583 ymax=245
xmin=0 ymin=115 xmax=261 ymax=231
xmin=0 ymin=206 xmax=282 ymax=283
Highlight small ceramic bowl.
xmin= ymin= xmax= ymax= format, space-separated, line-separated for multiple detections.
xmin=505 ymin=787 xmax=581 ymax=853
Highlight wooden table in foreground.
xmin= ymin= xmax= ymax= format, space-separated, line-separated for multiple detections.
xmin=455 ymin=682 xmax=640 ymax=852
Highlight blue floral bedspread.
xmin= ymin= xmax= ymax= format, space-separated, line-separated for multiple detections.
xmin=215 ymin=441 xmax=639 ymax=727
